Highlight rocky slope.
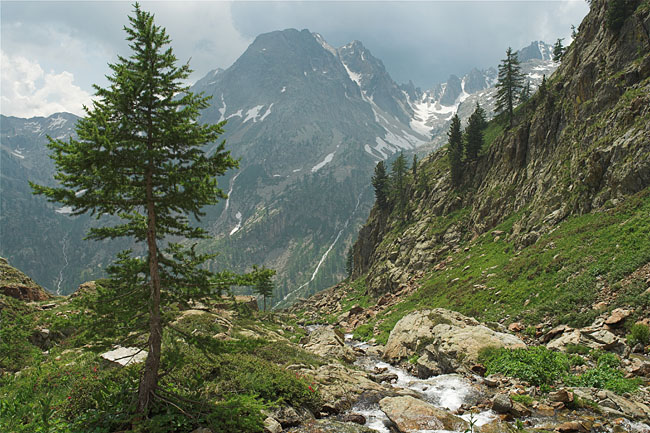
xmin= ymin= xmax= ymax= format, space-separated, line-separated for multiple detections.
xmin=345 ymin=0 xmax=649 ymax=323
xmin=0 ymin=257 xmax=50 ymax=301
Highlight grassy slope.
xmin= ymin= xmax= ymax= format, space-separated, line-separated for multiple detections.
xmin=352 ymin=189 xmax=650 ymax=344
xmin=0 ymin=293 xmax=324 ymax=433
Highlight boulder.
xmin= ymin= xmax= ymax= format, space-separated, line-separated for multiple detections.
xmin=491 ymin=394 xmax=512 ymax=414
xmin=100 ymin=346 xmax=147 ymax=366
xmin=270 ymin=406 xmax=313 ymax=427
xmin=547 ymin=327 xmax=626 ymax=354
xmin=555 ymin=421 xmax=589 ymax=432
xmin=383 ymin=309 xmax=525 ymax=373
xmin=604 ymin=308 xmax=632 ymax=327
xmin=303 ymin=362 xmax=388 ymax=413
xmin=303 ymin=326 xmax=356 ymax=363
xmin=379 ymin=396 xmax=469 ymax=432
xmin=263 ymin=417 xmax=282 ymax=433
xmin=289 ymin=419 xmax=377 ymax=433
xmin=341 ymin=414 xmax=366 ymax=425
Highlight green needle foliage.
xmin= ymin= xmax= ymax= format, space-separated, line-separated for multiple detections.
xmin=372 ymin=160 xmax=389 ymax=210
xmin=448 ymin=114 xmax=463 ymax=187
xmin=464 ymin=102 xmax=487 ymax=161
xmin=390 ymin=152 xmax=409 ymax=217
xmin=253 ymin=266 xmax=276 ymax=312
xmin=31 ymin=3 xmax=238 ymax=415
xmin=495 ymin=47 xmax=525 ymax=126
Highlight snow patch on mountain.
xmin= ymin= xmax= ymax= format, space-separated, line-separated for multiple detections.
xmin=229 ymin=211 xmax=243 ymax=236
xmin=218 ymin=94 xmax=227 ymax=122
xmin=227 ymin=109 xmax=243 ymax=120
xmin=243 ymin=105 xmax=265 ymax=123
xmin=48 ymin=116 xmax=68 ymax=129
xmin=311 ymin=152 xmax=335 ymax=172
xmin=342 ymin=61 xmax=362 ymax=86
xmin=260 ymin=103 xmax=273 ymax=121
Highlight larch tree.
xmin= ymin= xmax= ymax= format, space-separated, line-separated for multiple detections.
xmin=31 ymin=4 xmax=238 ymax=414
xmin=495 ymin=47 xmax=525 ymax=126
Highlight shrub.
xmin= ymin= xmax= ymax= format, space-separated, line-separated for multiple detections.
xmin=626 ymin=323 xmax=650 ymax=347
xmin=565 ymin=344 xmax=591 ymax=355
xmin=565 ymin=365 xmax=642 ymax=395
xmin=479 ymin=346 xmax=570 ymax=386
xmin=511 ymin=394 xmax=534 ymax=405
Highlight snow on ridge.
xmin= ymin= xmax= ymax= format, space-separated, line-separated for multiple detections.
xmin=342 ymin=61 xmax=362 ymax=87
xmin=48 ymin=116 xmax=67 ymax=129
xmin=11 ymin=150 xmax=25 ymax=159
xmin=313 ymin=33 xmax=338 ymax=57
xmin=311 ymin=152 xmax=335 ymax=172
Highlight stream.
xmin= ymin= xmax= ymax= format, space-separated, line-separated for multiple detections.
xmin=343 ymin=334 xmax=497 ymax=433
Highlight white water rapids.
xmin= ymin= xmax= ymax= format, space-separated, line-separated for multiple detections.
xmin=343 ymin=334 xmax=497 ymax=433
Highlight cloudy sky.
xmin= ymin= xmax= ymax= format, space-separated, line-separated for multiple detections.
xmin=1 ymin=1 xmax=589 ymax=118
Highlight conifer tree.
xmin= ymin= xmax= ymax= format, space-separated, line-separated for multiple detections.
xmin=520 ymin=80 xmax=531 ymax=103
xmin=31 ymin=4 xmax=238 ymax=414
xmin=371 ymin=160 xmax=389 ymax=209
xmin=391 ymin=152 xmax=408 ymax=215
xmin=448 ymin=114 xmax=463 ymax=186
xmin=464 ymin=103 xmax=487 ymax=161
xmin=495 ymin=47 xmax=525 ymax=126
xmin=539 ymin=74 xmax=548 ymax=97
xmin=253 ymin=267 xmax=276 ymax=312
xmin=472 ymin=101 xmax=488 ymax=131
xmin=552 ymin=38 xmax=565 ymax=62
xmin=345 ymin=246 xmax=354 ymax=278
xmin=412 ymin=154 xmax=418 ymax=179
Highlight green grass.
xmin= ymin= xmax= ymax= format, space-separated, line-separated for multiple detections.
xmin=479 ymin=346 xmax=570 ymax=386
xmin=0 ymin=295 xmax=327 ymax=433
xmin=353 ymin=189 xmax=650 ymax=343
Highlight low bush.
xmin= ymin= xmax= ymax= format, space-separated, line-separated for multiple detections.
xmin=479 ymin=346 xmax=570 ymax=386
xmin=626 ymin=323 xmax=650 ymax=347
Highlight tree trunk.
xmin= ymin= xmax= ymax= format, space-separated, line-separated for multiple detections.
xmin=137 ymin=165 xmax=163 ymax=414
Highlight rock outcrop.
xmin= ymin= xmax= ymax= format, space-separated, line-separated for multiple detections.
xmin=0 ymin=257 xmax=51 ymax=301
xmin=352 ymin=0 xmax=650 ymax=299
xmin=379 ymin=395 xmax=469 ymax=432
xmin=383 ymin=309 xmax=525 ymax=375
xmin=303 ymin=326 xmax=356 ymax=363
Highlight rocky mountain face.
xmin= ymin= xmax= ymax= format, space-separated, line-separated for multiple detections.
xmin=189 ymin=29 xmax=435 ymax=306
xmin=0 ymin=113 xmax=133 ymax=293
xmin=1 ymin=28 xmax=557 ymax=304
xmin=348 ymin=0 xmax=650 ymax=322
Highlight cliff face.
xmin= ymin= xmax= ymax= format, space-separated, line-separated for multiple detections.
xmin=353 ymin=0 xmax=650 ymax=297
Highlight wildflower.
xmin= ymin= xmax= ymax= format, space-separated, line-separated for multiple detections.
xmin=308 ymin=386 xmax=314 ymax=392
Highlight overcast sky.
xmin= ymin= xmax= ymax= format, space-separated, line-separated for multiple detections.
xmin=1 ymin=1 xmax=589 ymax=118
